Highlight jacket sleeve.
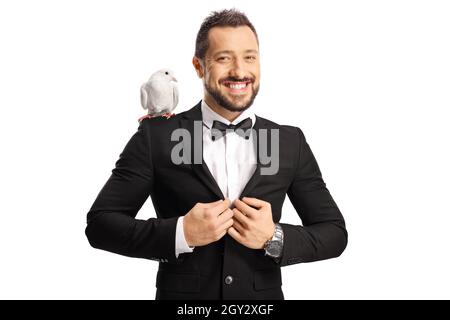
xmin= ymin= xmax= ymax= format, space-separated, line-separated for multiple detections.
xmin=279 ymin=127 xmax=348 ymax=267
xmin=85 ymin=121 xmax=182 ymax=264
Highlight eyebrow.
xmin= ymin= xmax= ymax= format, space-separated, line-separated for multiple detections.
xmin=213 ymin=49 xmax=259 ymax=57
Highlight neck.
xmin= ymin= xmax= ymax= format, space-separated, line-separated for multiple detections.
xmin=204 ymin=95 xmax=242 ymax=122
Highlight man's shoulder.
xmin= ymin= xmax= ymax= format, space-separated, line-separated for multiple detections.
xmin=256 ymin=115 xmax=304 ymax=138
xmin=138 ymin=112 xmax=184 ymax=131
xmin=137 ymin=109 xmax=305 ymax=141
xmin=138 ymin=103 xmax=201 ymax=131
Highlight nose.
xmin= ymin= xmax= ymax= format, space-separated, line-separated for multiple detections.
xmin=229 ymin=57 xmax=246 ymax=79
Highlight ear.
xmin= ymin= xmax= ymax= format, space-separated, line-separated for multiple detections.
xmin=192 ymin=56 xmax=204 ymax=78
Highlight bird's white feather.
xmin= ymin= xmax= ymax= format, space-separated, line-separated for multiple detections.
xmin=140 ymin=84 xmax=148 ymax=110
xmin=140 ymin=69 xmax=179 ymax=116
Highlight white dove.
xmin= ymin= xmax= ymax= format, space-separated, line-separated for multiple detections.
xmin=139 ymin=69 xmax=179 ymax=122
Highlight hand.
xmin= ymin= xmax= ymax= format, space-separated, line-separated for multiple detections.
xmin=227 ymin=197 xmax=276 ymax=250
xmin=183 ymin=199 xmax=233 ymax=247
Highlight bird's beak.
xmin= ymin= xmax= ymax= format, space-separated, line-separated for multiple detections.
xmin=171 ymin=76 xmax=178 ymax=82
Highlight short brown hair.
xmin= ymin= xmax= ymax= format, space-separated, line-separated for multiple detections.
xmin=195 ymin=8 xmax=259 ymax=61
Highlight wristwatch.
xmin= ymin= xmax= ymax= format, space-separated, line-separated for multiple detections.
xmin=264 ymin=223 xmax=284 ymax=260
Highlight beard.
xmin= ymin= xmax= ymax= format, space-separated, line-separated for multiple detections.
xmin=204 ymin=80 xmax=260 ymax=113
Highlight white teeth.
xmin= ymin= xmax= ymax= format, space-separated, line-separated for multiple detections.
xmin=228 ymin=83 xmax=246 ymax=89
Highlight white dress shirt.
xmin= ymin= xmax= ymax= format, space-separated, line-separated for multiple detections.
xmin=175 ymin=99 xmax=257 ymax=258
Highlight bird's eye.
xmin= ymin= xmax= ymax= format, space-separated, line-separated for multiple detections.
xmin=165 ymin=71 xmax=169 ymax=75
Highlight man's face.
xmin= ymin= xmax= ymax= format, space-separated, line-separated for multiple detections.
xmin=196 ymin=26 xmax=260 ymax=113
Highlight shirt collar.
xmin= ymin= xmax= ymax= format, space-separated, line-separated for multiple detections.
xmin=201 ymin=99 xmax=256 ymax=130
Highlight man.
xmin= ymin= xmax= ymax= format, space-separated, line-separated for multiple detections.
xmin=85 ymin=9 xmax=347 ymax=300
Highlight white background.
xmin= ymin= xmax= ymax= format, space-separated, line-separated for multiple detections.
xmin=1 ymin=0 xmax=449 ymax=299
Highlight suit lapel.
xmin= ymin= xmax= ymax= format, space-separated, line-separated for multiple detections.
xmin=238 ymin=115 xmax=267 ymax=200
xmin=180 ymin=101 xmax=268 ymax=201
xmin=181 ymin=101 xmax=225 ymax=200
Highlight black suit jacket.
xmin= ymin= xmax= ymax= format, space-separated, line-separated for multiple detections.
xmin=85 ymin=101 xmax=348 ymax=300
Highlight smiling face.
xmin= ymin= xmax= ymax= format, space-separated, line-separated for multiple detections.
xmin=193 ymin=26 xmax=260 ymax=116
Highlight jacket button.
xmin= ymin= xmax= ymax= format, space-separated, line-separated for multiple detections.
xmin=224 ymin=275 xmax=233 ymax=285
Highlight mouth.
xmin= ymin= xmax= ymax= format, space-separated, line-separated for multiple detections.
xmin=221 ymin=80 xmax=252 ymax=94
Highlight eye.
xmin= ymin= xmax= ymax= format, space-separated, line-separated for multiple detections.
xmin=165 ymin=71 xmax=169 ymax=75
xmin=218 ymin=57 xmax=230 ymax=61
xmin=245 ymin=56 xmax=256 ymax=60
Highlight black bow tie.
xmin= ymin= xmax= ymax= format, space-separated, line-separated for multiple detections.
xmin=211 ymin=117 xmax=252 ymax=141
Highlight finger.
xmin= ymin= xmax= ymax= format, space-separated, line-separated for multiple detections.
xmin=232 ymin=218 xmax=246 ymax=234
xmin=233 ymin=208 xmax=251 ymax=227
xmin=216 ymin=229 xmax=227 ymax=240
xmin=209 ymin=198 xmax=231 ymax=216
xmin=217 ymin=208 xmax=233 ymax=224
xmin=241 ymin=197 xmax=267 ymax=209
xmin=234 ymin=199 xmax=258 ymax=218
xmin=202 ymin=199 xmax=224 ymax=208
xmin=218 ymin=217 xmax=234 ymax=232
xmin=227 ymin=227 xmax=244 ymax=243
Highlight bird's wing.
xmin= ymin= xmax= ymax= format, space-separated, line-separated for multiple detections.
xmin=147 ymin=79 xmax=171 ymax=113
xmin=140 ymin=83 xmax=148 ymax=110
xmin=171 ymin=82 xmax=179 ymax=112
